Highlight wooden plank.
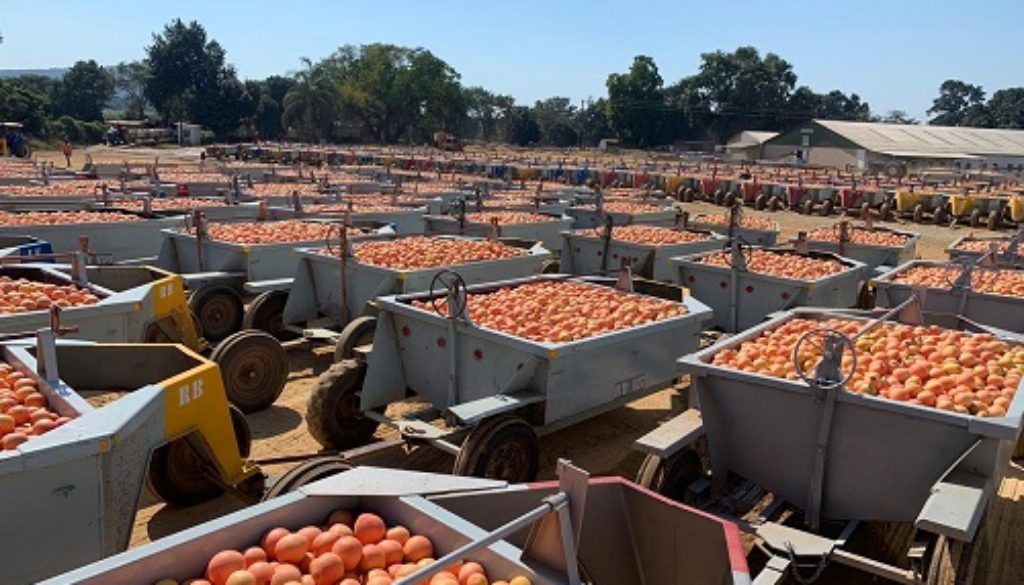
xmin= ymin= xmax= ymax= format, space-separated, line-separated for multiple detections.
xmin=632 ymin=408 xmax=703 ymax=458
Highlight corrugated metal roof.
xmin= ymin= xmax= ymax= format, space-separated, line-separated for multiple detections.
xmin=726 ymin=131 xmax=779 ymax=148
xmin=814 ymin=119 xmax=1024 ymax=158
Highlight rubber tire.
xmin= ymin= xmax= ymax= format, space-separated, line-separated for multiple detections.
xmin=452 ymin=415 xmax=540 ymax=482
xmin=913 ymin=204 xmax=924 ymax=223
xmin=682 ymin=187 xmax=694 ymax=203
xmin=189 ymin=286 xmax=244 ymax=342
xmin=769 ymin=196 xmax=781 ymax=211
xmin=934 ymin=208 xmax=948 ymax=225
xmin=724 ymin=192 xmax=737 ymax=207
xmin=860 ymin=202 xmax=871 ymax=219
xmin=802 ymin=200 xmax=814 ymax=215
xmin=635 ymin=450 xmax=703 ymax=504
xmin=754 ymin=194 xmax=767 ymax=210
xmin=212 ymin=330 xmax=289 ymax=413
xmin=242 ymin=290 xmax=297 ymax=341
xmin=819 ymin=200 xmax=834 ymax=216
xmin=969 ymin=208 xmax=982 ymax=227
xmin=540 ymin=258 xmax=561 ymax=274
xmin=987 ymin=210 xmax=1000 ymax=231
xmin=713 ymin=189 xmax=725 ymax=206
xmin=262 ymin=457 xmax=353 ymax=501
xmin=146 ymin=405 xmax=252 ymax=507
xmin=305 ymin=360 xmax=380 ymax=449
xmin=880 ymin=202 xmax=892 ymax=221
xmin=926 ymin=534 xmax=981 ymax=585
xmin=334 ymin=316 xmax=378 ymax=361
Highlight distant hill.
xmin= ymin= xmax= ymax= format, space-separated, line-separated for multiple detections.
xmin=0 ymin=68 xmax=68 ymax=79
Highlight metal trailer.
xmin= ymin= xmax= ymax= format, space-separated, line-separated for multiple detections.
xmin=559 ymin=224 xmax=726 ymax=282
xmin=0 ymin=234 xmax=52 ymax=259
xmin=946 ymin=230 xmax=1023 ymax=267
xmin=91 ymin=194 xmax=265 ymax=221
xmin=0 ymin=335 xmax=262 ymax=585
xmin=275 ymin=236 xmax=552 ymax=357
xmin=634 ymin=305 xmax=1024 ymax=584
xmin=894 ymin=189 xmax=949 ymax=223
xmin=305 ymin=272 xmax=712 ymax=482
xmin=47 ymin=461 xmax=751 ymax=585
xmin=271 ymin=202 xmax=428 ymax=234
xmin=0 ymin=211 xmax=185 ymax=262
xmin=565 ymin=204 xmax=678 ymax=230
xmin=783 ymin=184 xmax=839 ymax=215
xmin=672 ymin=246 xmax=866 ymax=332
xmin=874 ymin=259 xmax=1024 ymax=333
xmin=794 ymin=220 xmax=920 ymax=272
xmin=948 ymin=193 xmax=1009 ymax=230
xmin=683 ymin=214 xmax=779 ymax=247
xmin=838 ymin=185 xmax=889 ymax=218
xmin=425 ymin=214 xmax=574 ymax=252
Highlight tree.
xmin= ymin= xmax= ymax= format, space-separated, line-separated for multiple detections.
xmin=928 ymin=80 xmax=986 ymax=126
xmin=504 ymin=106 xmax=540 ymax=146
xmin=878 ymin=110 xmax=918 ymax=124
xmin=322 ymin=44 xmax=464 ymax=143
xmin=0 ymin=79 xmax=47 ymax=133
xmin=532 ymin=97 xmax=577 ymax=146
xmin=606 ymin=55 xmax=672 ymax=147
xmin=462 ymin=86 xmax=513 ymax=142
xmin=53 ymin=60 xmax=114 ymax=122
xmin=113 ymin=61 xmax=149 ymax=119
xmin=986 ymin=88 xmax=1024 ymax=129
xmin=576 ymin=98 xmax=611 ymax=146
xmin=145 ymin=19 xmax=249 ymax=137
xmin=245 ymin=76 xmax=293 ymax=140
xmin=282 ymin=58 xmax=338 ymax=142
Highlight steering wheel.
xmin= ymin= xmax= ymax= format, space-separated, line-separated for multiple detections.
xmin=793 ymin=328 xmax=857 ymax=390
xmin=429 ymin=270 xmax=469 ymax=319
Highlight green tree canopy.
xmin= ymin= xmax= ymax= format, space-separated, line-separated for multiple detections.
xmin=504 ymin=106 xmax=540 ymax=146
xmin=606 ymin=55 xmax=673 ymax=147
xmin=145 ymin=19 xmax=250 ymax=137
xmin=986 ymin=88 xmax=1024 ymax=129
xmin=928 ymin=80 xmax=986 ymax=126
xmin=53 ymin=60 xmax=114 ymax=122
xmin=463 ymin=86 xmax=514 ymax=142
xmin=113 ymin=61 xmax=149 ymax=119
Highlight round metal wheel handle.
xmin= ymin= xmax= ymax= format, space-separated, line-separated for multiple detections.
xmin=428 ymin=269 xmax=468 ymax=319
xmin=793 ymin=328 xmax=857 ymax=390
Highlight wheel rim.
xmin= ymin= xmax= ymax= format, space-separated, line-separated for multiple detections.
xmin=483 ymin=439 xmax=532 ymax=481
xmin=198 ymin=294 xmax=240 ymax=339
xmin=219 ymin=335 xmax=286 ymax=411
xmin=252 ymin=295 xmax=292 ymax=340
xmin=163 ymin=440 xmax=210 ymax=495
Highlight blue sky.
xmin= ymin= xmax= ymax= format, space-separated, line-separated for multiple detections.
xmin=1 ymin=1 xmax=1022 ymax=121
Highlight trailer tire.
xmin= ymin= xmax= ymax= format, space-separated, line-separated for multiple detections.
xmin=934 ymin=208 xmax=948 ymax=225
xmin=213 ymin=330 xmax=289 ymax=413
xmin=860 ymin=202 xmax=871 ymax=219
xmin=713 ymin=189 xmax=725 ymax=206
xmin=261 ymin=457 xmax=353 ymax=501
xmin=682 ymin=187 xmax=695 ymax=203
xmin=145 ymin=404 xmax=252 ymax=507
xmin=913 ymin=204 xmax=925 ymax=223
xmin=969 ymin=208 xmax=982 ymax=227
xmin=540 ymin=259 xmax=561 ymax=274
xmin=879 ymin=202 xmax=893 ymax=221
xmin=802 ymin=200 xmax=814 ymax=215
xmin=724 ymin=192 xmax=737 ymax=207
xmin=453 ymin=415 xmax=539 ymax=482
xmin=987 ymin=210 xmax=1000 ymax=231
xmin=334 ymin=316 xmax=378 ymax=361
xmin=754 ymin=194 xmax=767 ymax=210
xmin=926 ymin=534 xmax=981 ymax=585
xmin=819 ymin=200 xmax=834 ymax=216
xmin=189 ymin=286 xmax=244 ymax=342
xmin=306 ymin=360 xmax=379 ymax=449
xmin=243 ymin=290 xmax=297 ymax=341
xmin=768 ymin=196 xmax=781 ymax=211
xmin=636 ymin=450 xmax=703 ymax=503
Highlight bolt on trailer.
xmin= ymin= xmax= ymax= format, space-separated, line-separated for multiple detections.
xmin=946 ymin=229 xmax=1023 ymax=267
xmin=268 ymin=195 xmax=428 ymax=234
xmin=673 ymin=239 xmax=866 ymax=333
xmin=304 ymin=271 xmax=711 ymax=482
xmin=894 ymin=188 xmax=951 ymax=224
xmin=559 ymin=217 xmax=725 ymax=282
xmin=0 ymin=209 xmax=186 ymax=262
xmin=276 ymin=232 xmax=553 ymax=360
xmin=683 ymin=206 xmax=780 ymax=248
xmin=48 ymin=461 xmax=752 ymax=585
xmin=565 ymin=197 xmax=678 ymax=231
xmin=0 ymin=330 xmax=262 ymax=585
xmin=633 ymin=300 xmax=1024 ymax=584
xmin=874 ymin=256 xmax=1024 ymax=334
xmin=792 ymin=219 xmax=920 ymax=272
xmin=89 ymin=190 xmax=266 ymax=221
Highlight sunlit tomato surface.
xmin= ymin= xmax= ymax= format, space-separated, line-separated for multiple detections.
xmin=0 ymin=276 xmax=100 ymax=315
xmin=464 ymin=211 xmax=560 ymax=224
xmin=576 ymin=225 xmax=711 ymax=245
xmin=711 ymin=317 xmax=1023 ymax=417
xmin=0 ymin=360 xmax=70 ymax=449
xmin=344 ymin=237 xmax=524 ymax=269
xmin=700 ymin=249 xmax=846 ymax=280
xmin=953 ymin=238 xmax=1015 ymax=254
xmin=0 ymin=211 xmax=141 ymax=226
xmin=892 ymin=266 xmax=1024 ymax=297
xmin=693 ymin=213 xmax=777 ymax=231
xmin=200 ymin=220 xmax=354 ymax=244
xmin=806 ymin=226 xmax=910 ymax=246
xmin=414 ymin=280 xmax=687 ymax=343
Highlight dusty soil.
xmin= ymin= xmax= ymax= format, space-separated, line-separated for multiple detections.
xmin=30 ymin=146 xmax=1018 ymax=584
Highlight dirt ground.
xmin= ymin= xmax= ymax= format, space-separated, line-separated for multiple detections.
xmin=29 ymin=146 xmax=1020 ymax=584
